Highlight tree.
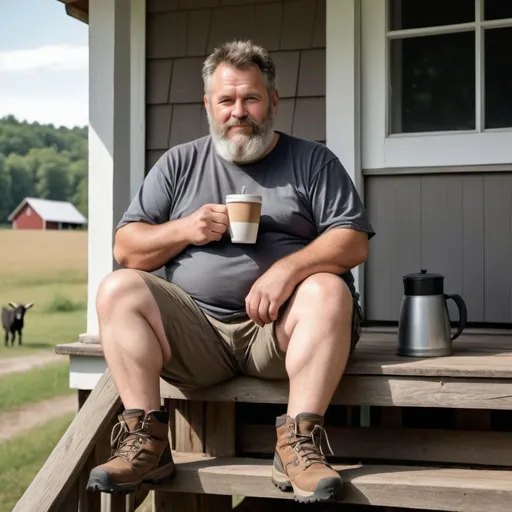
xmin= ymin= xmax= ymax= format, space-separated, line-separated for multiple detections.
xmin=35 ymin=152 xmax=71 ymax=201
xmin=0 ymin=115 xmax=88 ymax=220
xmin=73 ymin=174 xmax=88 ymax=218
xmin=5 ymin=153 xmax=34 ymax=212
xmin=0 ymin=155 xmax=12 ymax=223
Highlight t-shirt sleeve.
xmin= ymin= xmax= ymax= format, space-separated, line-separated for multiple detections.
xmin=116 ymin=164 xmax=173 ymax=230
xmin=308 ymin=158 xmax=375 ymax=239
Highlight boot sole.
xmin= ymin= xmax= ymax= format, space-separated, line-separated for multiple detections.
xmin=271 ymin=466 xmax=343 ymax=504
xmin=86 ymin=464 xmax=176 ymax=494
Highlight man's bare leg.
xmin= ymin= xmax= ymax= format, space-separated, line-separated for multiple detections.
xmin=272 ymin=272 xmax=353 ymax=503
xmin=89 ymin=269 xmax=175 ymax=495
xmin=276 ymin=272 xmax=353 ymax=417
xmin=96 ymin=268 xmax=171 ymax=412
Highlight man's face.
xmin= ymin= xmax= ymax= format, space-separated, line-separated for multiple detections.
xmin=204 ymin=63 xmax=278 ymax=163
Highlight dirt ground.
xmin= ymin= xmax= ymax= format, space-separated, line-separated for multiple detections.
xmin=0 ymin=353 xmax=75 ymax=443
xmin=0 ymin=395 xmax=76 ymax=443
xmin=0 ymin=352 xmax=65 ymax=377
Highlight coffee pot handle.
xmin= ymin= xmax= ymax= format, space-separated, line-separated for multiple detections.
xmin=444 ymin=294 xmax=468 ymax=341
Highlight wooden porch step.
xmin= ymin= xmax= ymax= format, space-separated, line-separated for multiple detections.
xmin=166 ymin=452 xmax=512 ymax=511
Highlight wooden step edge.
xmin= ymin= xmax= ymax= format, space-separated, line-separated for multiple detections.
xmin=165 ymin=452 xmax=512 ymax=512
xmin=55 ymin=341 xmax=103 ymax=357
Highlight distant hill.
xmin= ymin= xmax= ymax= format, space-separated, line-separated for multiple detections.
xmin=0 ymin=115 xmax=88 ymax=224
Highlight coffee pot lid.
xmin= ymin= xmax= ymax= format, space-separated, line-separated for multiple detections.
xmin=403 ymin=269 xmax=444 ymax=281
xmin=403 ymin=269 xmax=444 ymax=296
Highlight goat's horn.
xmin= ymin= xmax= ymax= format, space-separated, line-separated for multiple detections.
xmin=8 ymin=302 xmax=18 ymax=308
xmin=25 ymin=302 xmax=34 ymax=309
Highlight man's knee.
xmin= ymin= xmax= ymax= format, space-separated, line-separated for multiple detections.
xmin=96 ymin=269 xmax=148 ymax=317
xmin=294 ymin=273 xmax=352 ymax=318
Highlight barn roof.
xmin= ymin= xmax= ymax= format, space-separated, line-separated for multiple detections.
xmin=8 ymin=198 xmax=87 ymax=225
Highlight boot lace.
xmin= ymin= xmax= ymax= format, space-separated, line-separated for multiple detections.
xmin=109 ymin=417 xmax=152 ymax=461
xmin=291 ymin=424 xmax=334 ymax=469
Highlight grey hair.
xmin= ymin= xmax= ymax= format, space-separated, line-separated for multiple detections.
xmin=202 ymin=40 xmax=276 ymax=95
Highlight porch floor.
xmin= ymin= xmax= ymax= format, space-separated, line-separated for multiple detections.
xmin=57 ymin=330 xmax=512 ymax=379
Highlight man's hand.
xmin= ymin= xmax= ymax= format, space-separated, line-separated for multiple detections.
xmin=245 ymin=261 xmax=298 ymax=327
xmin=185 ymin=204 xmax=229 ymax=246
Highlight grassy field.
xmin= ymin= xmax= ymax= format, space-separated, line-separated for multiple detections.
xmin=0 ymin=362 xmax=72 ymax=412
xmin=0 ymin=413 xmax=74 ymax=512
xmin=0 ymin=229 xmax=88 ymax=355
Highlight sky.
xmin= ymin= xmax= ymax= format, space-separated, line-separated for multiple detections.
xmin=0 ymin=0 xmax=88 ymax=128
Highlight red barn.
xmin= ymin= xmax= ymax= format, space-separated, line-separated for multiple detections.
xmin=8 ymin=197 xmax=87 ymax=231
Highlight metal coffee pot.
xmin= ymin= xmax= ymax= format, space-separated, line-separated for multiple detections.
xmin=397 ymin=270 xmax=468 ymax=357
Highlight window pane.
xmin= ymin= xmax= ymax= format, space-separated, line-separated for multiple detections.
xmin=485 ymin=0 xmax=512 ymax=20
xmin=485 ymin=28 xmax=512 ymax=129
xmin=390 ymin=0 xmax=474 ymax=30
xmin=390 ymin=32 xmax=475 ymax=134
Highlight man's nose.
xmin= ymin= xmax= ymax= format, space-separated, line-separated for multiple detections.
xmin=231 ymin=100 xmax=247 ymax=118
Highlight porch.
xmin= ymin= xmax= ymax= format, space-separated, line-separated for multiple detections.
xmin=14 ymin=331 xmax=512 ymax=511
xmin=14 ymin=0 xmax=512 ymax=510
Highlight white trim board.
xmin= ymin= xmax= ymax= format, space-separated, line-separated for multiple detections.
xmin=69 ymin=356 xmax=107 ymax=390
xmin=326 ymin=0 xmax=366 ymax=306
xmin=87 ymin=0 xmax=146 ymax=333
xmin=361 ymin=0 xmax=512 ymax=170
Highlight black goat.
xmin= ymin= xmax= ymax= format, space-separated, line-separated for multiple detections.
xmin=2 ymin=302 xmax=33 ymax=347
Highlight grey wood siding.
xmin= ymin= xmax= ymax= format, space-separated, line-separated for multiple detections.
xmin=365 ymin=173 xmax=512 ymax=325
xmin=145 ymin=0 xmax=326 ymax=172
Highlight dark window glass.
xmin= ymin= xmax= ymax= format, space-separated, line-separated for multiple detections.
xmin=485 ymin=28 xmax=512 ymax=129
xmin=390 ymin=0 xmax=474 ymax=30
xmin=390 ymin=32 xmax=475 ymax=133
xmin=485 ymin=0 xmax=512 ymax=20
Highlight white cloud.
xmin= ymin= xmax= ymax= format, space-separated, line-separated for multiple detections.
xmin=0 ymin=44 xmax=88 ymax=73
xmin=0 ymin=95 xmax=88 ymax=128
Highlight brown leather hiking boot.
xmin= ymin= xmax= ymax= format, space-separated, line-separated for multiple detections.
xmin=87 ymin=408 xmax=175 ymax=494
xmin=272 ymin=413 xmax=342 ymax=503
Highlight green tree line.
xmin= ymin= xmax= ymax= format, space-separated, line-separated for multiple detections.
xmin=0 ymin=115 xmax=88 ymax=224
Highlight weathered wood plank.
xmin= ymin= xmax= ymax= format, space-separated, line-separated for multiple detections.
xmin=56 ymin=332 xmax=512 ymax=379
xmin=13 ymin=371 xmax=121 ymax=512
xmin=204 ymin=402 xmax=235 ymax=457
xmin=175 ymin=401 xmax=204 ymax=453
xmin=158 ymin=375 xmax=512 ymax=410
xmin=57 ymin=480 xmax=79 ymax=512
xmin=78 ymin=389 xmax=101 ymax=512
xmin=163 ymin=453 xmax=512 ymax=512
xmin=238 ymin=424 xmax=512 ymax=467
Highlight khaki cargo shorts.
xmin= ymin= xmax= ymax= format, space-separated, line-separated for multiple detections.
xmin=135 ymin=270 xmax=362 ymax=390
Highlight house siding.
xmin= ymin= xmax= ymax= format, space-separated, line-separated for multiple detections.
xmin=12 ymin=205 xmax=44 ymax=230
xmin=145 ymin=0 xmax=326 ymax=172
xmin=365 ymin=172 xmax=512 ymax=325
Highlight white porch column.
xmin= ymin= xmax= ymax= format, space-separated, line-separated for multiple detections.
xmin=325 ymin=0 xmax=365 ymax=307
xmin=87 ymin=0 xmax=146 ymax=334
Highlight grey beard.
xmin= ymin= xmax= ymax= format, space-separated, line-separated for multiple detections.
xmin=206 ymin=108 xmax=275 ymax=163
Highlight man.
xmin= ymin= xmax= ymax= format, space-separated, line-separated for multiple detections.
xmin=87 ymin=40 xmax=375 ymax=504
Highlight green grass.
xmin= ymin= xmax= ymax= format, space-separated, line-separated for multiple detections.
xmin=0 ymin=413 xmax=74 ymax=512
xmin=0 ymin=362 xmax=73 ymax=412
xmin=0 ymin=230 xmax=88 ymax=356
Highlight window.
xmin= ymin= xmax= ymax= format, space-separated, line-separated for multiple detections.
xmin=26 ymin=207 xmax=32 ymax=216
xmin=389 ymin=0 xmax=512 ymax=134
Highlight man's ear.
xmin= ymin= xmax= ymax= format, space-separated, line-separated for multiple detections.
xmin=204 ymin=95 xmax=209 ymax=110
xmin=272 ymin=89 xmax=279 ymax=116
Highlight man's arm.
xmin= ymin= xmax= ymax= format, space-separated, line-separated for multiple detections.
xmin=114 ymin=219 xmax=190 ymax=272
xmin=245 ymin=227 xmax=369 ymax=326
xmin=114 ymin=204 xmax=229 ymax=272
xmin=246 ymin=155 xmax=374 ymax=326
xmin=278 ymin=227 xmax=369 ymax=285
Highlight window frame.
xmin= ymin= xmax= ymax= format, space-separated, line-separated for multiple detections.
xmin=361 ymin=0 xmax=512 ymax=170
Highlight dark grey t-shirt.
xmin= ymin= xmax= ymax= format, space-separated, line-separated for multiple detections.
xmin=117 ymin=132 xmax=375 ymax=321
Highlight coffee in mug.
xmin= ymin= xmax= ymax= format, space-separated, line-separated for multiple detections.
xmin=225 ymin=194 xmax=262 ymax=244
